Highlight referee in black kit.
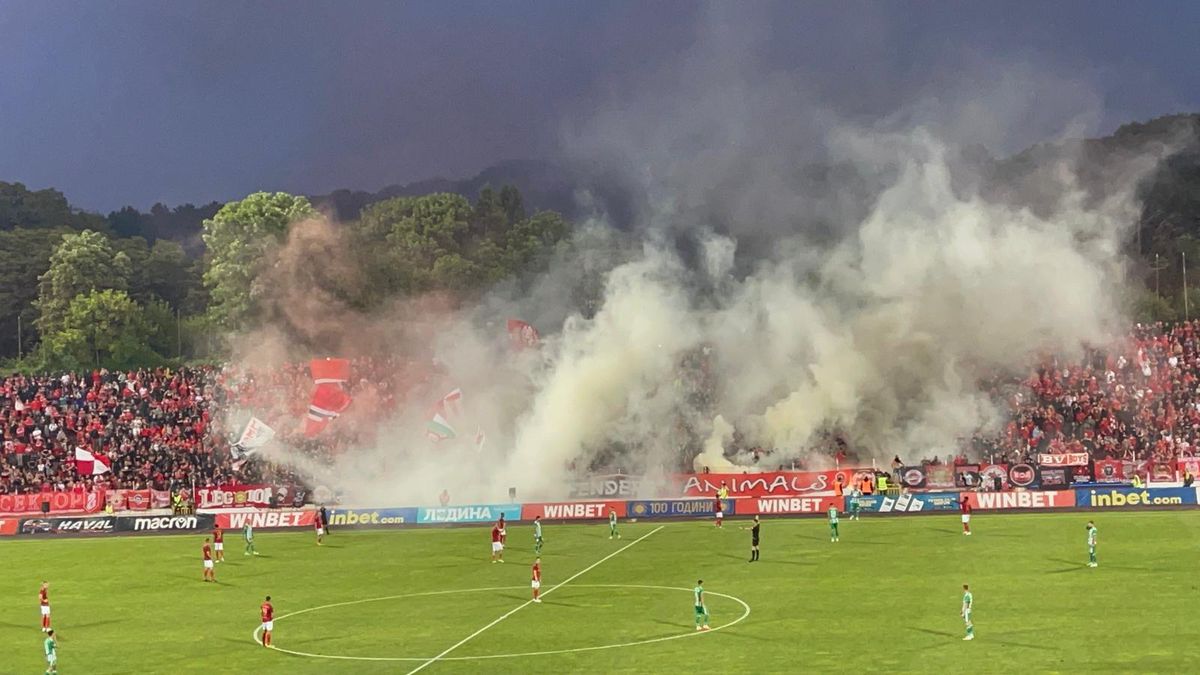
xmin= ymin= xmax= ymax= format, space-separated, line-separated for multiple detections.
xmin=319 ymin=505 xmax=330 ymax=535
xmin=742 ymin=515 xmax=760 ymax=562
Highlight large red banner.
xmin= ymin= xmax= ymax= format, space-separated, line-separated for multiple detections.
xmin=0 ymin=490 xmax=106 ymax=515
xmin=1178 ymin=458 xmax=1200 ymax=477
xmin=0 ymin=518 xmax=18 ymax=535
xmin=521 ymin=501 xmax=626 ymax=520
xmin=739 ymin=496 xmax=842 ymax=515
xmin=215 ymin=510 xmax=316 ymax=529
xmin=1038 ymin=453 xmax=1090 ymax=467
xmin=1094 ymin=459 xmax=1126 ymax=483
xmin=196 ymin=484 xmax=274 ymax=509
xmin=676 ymin=470 xmax=867 ymax=497
xmin=963 ymin=490 xmax=1073 ymax=510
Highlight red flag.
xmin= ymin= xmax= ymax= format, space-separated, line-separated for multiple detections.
xmin=74 ymin=447 xmax=111 ymax=476
xmin=506 ymin=319 xmax=540 ymax=351
xmin=304 ymin=358 xmax=352 ymax=437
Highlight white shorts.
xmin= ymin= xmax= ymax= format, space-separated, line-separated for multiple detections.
xmin=316 ymin=528 xmax=325 ymax=536
xmin=203 ymin=560 xmax=214 ymax=569
xmin=492 ymin=542 xmax=503 ymax=553
xmin=41 ymin=606 xmax=50 ymax=617
xmin=47 ymin=654 xmax=57 ymax=666
xmin=961 ymin=514 xmax=971 ymax=523
xmin=214 ymin=543 xmax=224 ymax=551
xmin=262 ymin=620 xmax=274 ymax=632
xmin=715 ymin=511 xmax=724 ymax=519
xmin=531 ymin=580 xmax=541 ymax=589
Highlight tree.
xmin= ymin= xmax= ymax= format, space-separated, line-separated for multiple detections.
xmin=201 ymin=191 xmax=316 ymax=329
xmin=35 ymin=230 xmax=131 ymax=335
xmin=40 ymin=290 xmax=157 ymax=370
xmin=0 ymin=228 xmax=73 ymax=358
xmin=356 ymin=188 xmax=570 ymax=297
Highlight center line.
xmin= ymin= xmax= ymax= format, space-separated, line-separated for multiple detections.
xmin=404 ymin=525 xmax=665 ymax=675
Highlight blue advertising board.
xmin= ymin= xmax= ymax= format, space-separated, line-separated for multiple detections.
xmin=1075 ymin=487 xmax=1198 ymax=509
xmin=853 ymin=492 xmax=960 ymax=513
xmin=417 ymin=504 xmax=522 ymax=524
xmin=627 ymin=499 xmax=734 ymax=519
xmin=326 ymin=507 xmax=418 ymax=528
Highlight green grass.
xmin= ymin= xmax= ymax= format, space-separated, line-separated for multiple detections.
xmin=3 ymin=511 xmax=1199 ymax=674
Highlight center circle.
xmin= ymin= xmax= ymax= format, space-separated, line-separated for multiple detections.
xmin=252 ymin=583 xmax=751 ymax=662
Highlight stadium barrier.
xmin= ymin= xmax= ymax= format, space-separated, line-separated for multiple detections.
xmin=627 ymin=498 xmax=734 ymax=518
xmin=738 ymin=496 xmax=841 ymax=515
xmin=0 ymin=489 xmax=106 ymax=516
xmin=17 ymin=515 xmax=116 ymax=535
xmin=417 ymin=504 xmax=522 ymax=524
xmin=852 ymin=492 xmax=961 ymax=513
xmin=521 ymin=501 xmax=626 ymax=520
xmin=326 ymin=508 xmax=418 ymax=528
xmin=1074 ymin=487 xmax=1198 ymax=509
xmin=115 ymin=514 xmax=215 ymax=532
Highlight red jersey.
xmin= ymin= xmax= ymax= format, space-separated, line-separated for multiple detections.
xmin=39 ymin=588 xmax=49 ymax=607
xmin=960 ymin=499 xmax=972 ymax=514
xmin=213 ymin=528 xmax=223 ymax=543
xmin=314 ymin=513 xmax=324 ymax=529
xmin=202 ymin=543 xmax=212 ymax=561
xmin=261 ymin=602 xmax=273 ymax=622
xmin=531 ymin=562 xmax=541 ymax=582
xmin=491 ymin=525 xmax=502 ymax=543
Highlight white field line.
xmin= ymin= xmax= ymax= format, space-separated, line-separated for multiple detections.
xmin=404 ymin=525 xmax=665 ymax=675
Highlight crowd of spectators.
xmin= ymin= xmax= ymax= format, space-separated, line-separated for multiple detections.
xmin=0 ymin=359 xmax=414 ymax=496
xmin=6 ymin=321 xmax=1200 ymax=496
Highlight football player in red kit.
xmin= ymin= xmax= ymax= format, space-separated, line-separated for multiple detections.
xmin=531 ymin=558 xmax=542 ymax=603
xmin=39 ymin=581 xmax=51 ymax=632
xmin=491 ymin=522 xmax=505 ymax=563
xmin=960 ymin=495 xmax=973 ymax=536
xmin=260 ymin=596 xmax=274 ymax=647
xmin=202 ymin=538 xmax=216 ymax=582
xmin=212 ymin=526 xmax=225 ymax=563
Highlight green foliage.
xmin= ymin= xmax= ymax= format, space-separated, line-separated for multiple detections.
xmin=357 ymin=188 xmax=570 ymax=298
xmin=35 ymin=230 xmax=132 ymax=335
xmin=0 ymin=181 xmax=73 ymax=229
xmin=1129 ymin=288 xmax=1177 ymax=323
xmin=40 ymin=289 xmax=159 ymax=370
xmin=202 ymin=191 xmax=316 ymax=329
xmin=0 ymin=227 xmax=71 ymax=356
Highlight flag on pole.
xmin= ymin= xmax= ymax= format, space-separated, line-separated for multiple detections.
xmin=304 ymin=358 xmax=352 ymax=437
xmin=74 ymin=447 xmax=111 ymax=476
xmin=426 ymin=389 xmax=464 ymax=441
xmin=506 ymin=319 xmax=540 ymax=351
xmin=233 ymin=417 xmax=276 ymax=460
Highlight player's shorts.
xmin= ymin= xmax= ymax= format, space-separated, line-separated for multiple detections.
xmin=492 ymin=542 xmax=503 ymax=553
xmin=963 ymin=610 xmax=972 ymax=624
xmin=204 ymin=560 xmax=214 ymax=569
xmin=961 ymin=514 xmax=971 ymax=523
xmin=694 ymin=605 xmax=707 ymax=616
xmin=715 ymin=510 xmax=723 ymax=519
xmin=751 ymin=537 xmax=760 ymax=546
xmin=262 ymin=620 xmax=274 ymax=631
xmin=46 ymin=654 xmax=57 ymax=666
xmin=316 ymin=528 xmax=325 ymax=536
xmin=215 ymin=542 xmax=224 ymax=551
xmin=531 ymin=580 xmax=541 ymax=589
xmin=40 ymin=606 xmax=50 ymax=617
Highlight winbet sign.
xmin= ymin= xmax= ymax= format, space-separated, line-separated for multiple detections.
xmin=1079 ymin=488 xmax=1197 ymax=509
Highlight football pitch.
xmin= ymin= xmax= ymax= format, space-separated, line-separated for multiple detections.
xmin=3 ymin=511 xmax=1198 ymax=674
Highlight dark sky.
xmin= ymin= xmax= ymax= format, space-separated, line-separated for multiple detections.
xmin=1 ymin=1 xmax=1197 ymax=212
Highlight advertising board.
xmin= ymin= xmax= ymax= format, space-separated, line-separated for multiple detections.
xmin=520 ymin=502 xmax=626 ymax=520
xmin=417 ymin=504 xmax=522 ymax=524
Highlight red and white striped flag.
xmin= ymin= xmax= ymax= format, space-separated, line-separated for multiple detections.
xmin=74 ymin=447 xmax=111 ymax=476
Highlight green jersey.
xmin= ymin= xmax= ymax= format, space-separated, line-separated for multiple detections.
xmin=609 ymin=512 xmax=617 ymax=524
xmin=1087 ymin=525 xmax=1097 ymax=547
xmin=534 ymin=521 xmax=542 ymax=539
xmin=828 ymin=507 xmax=839 ymax=524
xmin=244 ymin=524 xmax=254 ymax=541
xmin=694 ymin=585 xmax=704 ymax=608
xmin=45 ymin=636 xmax=56 ymax=656
xmin=962 ymin=591 xmax=973 ymax=614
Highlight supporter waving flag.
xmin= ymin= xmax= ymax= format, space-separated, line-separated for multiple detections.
xmin=426 ymin=389 xmax=462 ymax=441
xmin=506 ymin=319 xmax=540 ymax=351
xmin=304 ymin=358 xmax=352 ymax=437
xmin=74 ymin=447 xmax=111 ymax=476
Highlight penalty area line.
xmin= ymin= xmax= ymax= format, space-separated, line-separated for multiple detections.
xmin=404 ymin=524 xmax=665 ymax=675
